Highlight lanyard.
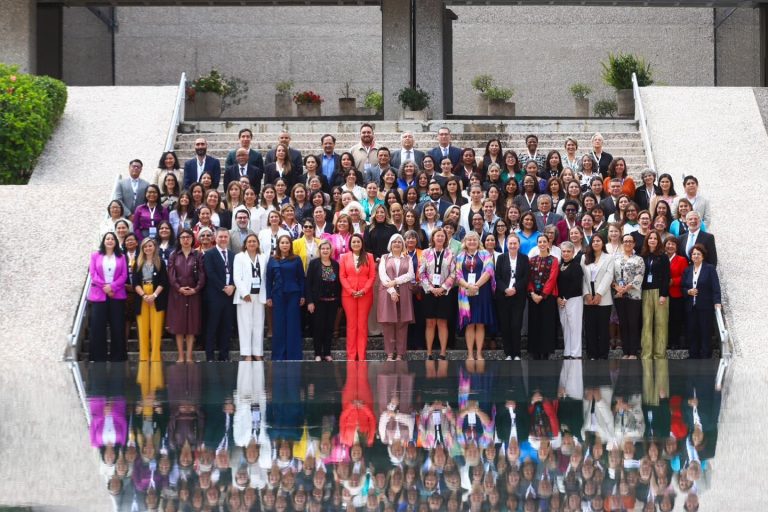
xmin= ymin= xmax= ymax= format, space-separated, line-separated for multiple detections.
xmin=434 ymin=250 xmax=444 ymax=274
xmin=148 ymin=205 xmax=157 ymax=226
xmin=251 ymin=259 xmax=261 ymax=277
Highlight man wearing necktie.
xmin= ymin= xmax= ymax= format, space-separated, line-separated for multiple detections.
xmin=390 ymin=131 xmax=425 ymax=170
xmin=429 ymin=127 xmax=461 ymax=167
xmin=676 ymin=211 xmax=717 ymax=266
xmin=224 ymin=147 xmax=263 ymax=196
xmin=114 ymin=159 xmax=149 ymax=218
xmin=203 ymin=228 xmax=236 ymax=361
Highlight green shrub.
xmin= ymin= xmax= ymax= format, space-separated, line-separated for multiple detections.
xmin=569 ymin=83 xmax=592 ymax=99
xmin=593 ymin=99 xmax=618 ymax=118
xmin=397 ymin=86 xmax=430 ymax=111
xmin=484 ymin=85 xmax=514 ymax=102
xmin=471 ymin=74 xmax=494 ymax=94
xmin=600 ymin=52 xmax=653 ymax=91
xmin=0 ymin=64 xmax=67 ymax=184
xmin=363 ymin=90 xmax=383 ymax=114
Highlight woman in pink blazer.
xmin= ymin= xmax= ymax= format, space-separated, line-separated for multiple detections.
xmin=339 ymin=233 xmax=376 ymax=360
xmin=88 ymin=232 xmax=128 ymax=362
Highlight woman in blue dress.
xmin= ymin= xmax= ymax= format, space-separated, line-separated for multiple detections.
xmin=266 ymin=234 xmax=306 ymax=360
xmin=455 ymin=231 xmax=496 ymax=360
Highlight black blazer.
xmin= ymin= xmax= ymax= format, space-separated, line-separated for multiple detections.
xmin=265 ymin=147 xmax=303 ymax=174
xmin=305 ymin=258 xmax=341 ymax=303
xmin=681 ymin=263 xmax=721 ymax=311
xmin=494 ymin=253 xmax=530 ymax=300
xmin=595 ymin=151 xmax=613 ymax=178
xmin=599 ymin=196 xmax=619 ymax=217
xmin=557 ymin=255 xmax=584 ymax=299
xmin=203 ymin=247 xmax=235 ymax=303
xmin=390 ymin=148 xmax=425 ymax=170
xmin=264 ymin=163 xmax=299 ymax=190
xmin=131 ymin=260 xmax=170 ymax=313
xmin=642 ymin=253 xmax=670 ymax=296
xmin=633 ymin=185 xmax=662 ymax=212
xmin=677 ymin=231 xmax=717 ymax=267
xmin=316 ymin=153 xmax=343 ymax=186
xmin=429 ymin=146 xmax=462 ymax=167
xmin=183 ymin=156 xmax=221 ymax=190
xmin=225 ymin=148 xmax=264 ymax=170
xmin=223 ymin=163 xmax=263 ymax=195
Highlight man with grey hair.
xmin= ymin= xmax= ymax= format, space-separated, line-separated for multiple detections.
xmin=534 ymin=194 xmax=562 ymax=232
xmin=590 ymin=132 xmax=613 ymax=177
xmin=390 ymin=131 xmax=425 ymax=170
xmin=634 ymin=168 xmax=661 ymax=211
xmin=677 ymin=210 xmax=717 ymax=266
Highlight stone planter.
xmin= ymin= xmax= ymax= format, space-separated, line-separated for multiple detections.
xmin=196 ymin=91 xmax=221 ymax=118
xmin=297 ymin=103 xmax=321 ymax=117
xmin=338 ymin=97 xmax=357 ymax=116
xmin=488 ymin=99 xmax=515 ymax=117
xmin=184 ymin=98 xmax=197 ymax=119
xmin=575 ymin=98 xmax=590 ymax=117
xmin=357 ymin=106 xmax=377 ymax=117
xmin=617 ymin=89 xmax=635 ymax=117
xmin=400 ymin=108 xmax=429 ymax=121
xmin=477 ymin=96 xmax=489 ymax=116
xmin=275 ymin=93 xmax=293 ymax=117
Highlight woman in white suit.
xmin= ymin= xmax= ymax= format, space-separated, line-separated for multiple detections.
xmin=581 ymin=233 xmax=615 ymax=360
xmin=233 ymin=233 xmax=269 ymax=360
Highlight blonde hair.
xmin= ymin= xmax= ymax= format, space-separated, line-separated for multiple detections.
xmin=137 ymin=238 xmax=162 ymax=270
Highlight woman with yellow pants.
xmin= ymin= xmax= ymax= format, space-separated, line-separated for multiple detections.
xmin=132 ymin=238 xmax=169 ymax=361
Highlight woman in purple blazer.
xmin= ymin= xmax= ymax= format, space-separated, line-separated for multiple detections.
xmin=88 ymin=232 xmax=128 ymax=362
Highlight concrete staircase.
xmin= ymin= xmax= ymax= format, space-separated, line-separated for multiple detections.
xmin=175 ymin=119 xmax=648 ymax=176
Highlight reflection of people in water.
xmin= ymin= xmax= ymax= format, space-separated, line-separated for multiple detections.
xmin=84 ymin=359 xmax=722 ymax=511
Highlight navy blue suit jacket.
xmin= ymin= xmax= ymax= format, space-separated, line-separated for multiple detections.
xmin=184 ymin=156 xmax=222 ymax=190
xmin=223 ymin=163 xmax=263 ymax=196
xmin=203 ymin=247 xmax=235 ymax=304
xmin=681 ymin=263 xmax=721 ymax=311
xmin=225 ymin=148 xmax=264 ymax=170
xmin=429 ymin=146 xmax=462 ymax=167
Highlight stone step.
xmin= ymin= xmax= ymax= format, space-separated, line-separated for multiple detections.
xmin=175 ymin=133 xmax=644 ymax=143
xmin=182 ymin=119 xmax=640 ymax=135
xmin=174 ymin=141 xmax=645 ymax=152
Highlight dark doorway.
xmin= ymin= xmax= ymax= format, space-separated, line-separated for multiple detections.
xmin=37 ymin=3 xmax=63 ymax=79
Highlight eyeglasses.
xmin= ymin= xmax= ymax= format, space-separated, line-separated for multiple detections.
xmin=622 ymin=240 xmax=634 ymax=244
xmin=565 ymin=208 xmax=577 ymax=213
xmin=303 ymin=225 xmax=314 ymax=230
xmin=199 ymin=233 xmax=212 ymax=238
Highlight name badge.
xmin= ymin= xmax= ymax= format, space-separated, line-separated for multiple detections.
xmin=467 ymin=274 xmax=477 ymax=285
xmin=432 ymin=274 xmax=441 ymax=286
xmin=647 ymin=274 xmax=653 ymax=284
xmin=468 ymin=412 xmax=477 ymax=426
xmin=364 ymin=162 xmax=372 ymax=172
xmin=251 ymin=276 xmax=261 ymax=289
xmin=431 ymin=411 xmax=442 ymax=425
xmin=149 ymin=226 xmax=157 ymax=238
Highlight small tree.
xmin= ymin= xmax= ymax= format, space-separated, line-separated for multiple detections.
xmin=397 ymin=86 xmax=430 ymax=111
xmin=569 ymin=83 xmax=592 ymax=100
xmin=593 ymin=99 xmax=618 ymax=118
xmin=601 ymin=53 xmax=653 ymax=90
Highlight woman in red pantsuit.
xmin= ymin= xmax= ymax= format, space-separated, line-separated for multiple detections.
xmin=339 ymin=233 xmax=376 ymax=360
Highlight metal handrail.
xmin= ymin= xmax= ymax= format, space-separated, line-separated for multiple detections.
xmin=64 ymin=173 xmax=123 ymax=362
xmin=164 ymin=72 xmax=186 ymax=152
xmin=632 ymin=72 xmax=656 ymax=173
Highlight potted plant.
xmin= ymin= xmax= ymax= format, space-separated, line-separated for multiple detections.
xmin=275 ymin=80 xmax=294 ymax=117
xmin=359 ymin=89 xmax=382 ymax=117
xmin=190 ymin=69 xmax=231 ymax=118
xmin=471 ymin=74 xmax=493 ymax=116
xmin=569 ymin=83 xmax=592 ymax=117
xmin=338 ymin=81 xmax=357 ymax=116
xmin=600 ymin=52 xmax=653 ymax=116
xmin=593 ymin=99 xmax=618 ymax=118
xmin=397 ymin=85 xmax=430 ymax=121
xmin=484 ymin=85 xmax=515 ymax=117
xmin=294 ymin=90 xmax=324 ymax=117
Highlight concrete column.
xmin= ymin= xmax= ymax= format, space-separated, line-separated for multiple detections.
xmin=0 ymin=0 xmax=36 ymax=73
xmin=381 ymin=0 xmax=412 ymax=119
xmin=415 ymin=0 xmax=445 ymax=119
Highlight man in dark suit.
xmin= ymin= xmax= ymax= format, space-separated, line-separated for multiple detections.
xmin=677 ymin=211 xmax=717 ymax=266
xmin=183 ymin=137 xmax=222 ymax=189
xmin=366 ymin=147 xmax=398 ymax=185
xmin=599 ymin=178 xmax=623 ymax=217
xmin=533 ymin=195 xmax=562 ymax=232
xmin=264 ymin=130 xmax=304 ymax=172
xmin=203 ymin=228 xmax=236 ymax=361
xmin=417 ymin=181 xmax=452 ymax=218
xmin=114 ymin=159 xmax=149 ymax=216
xmin=390 ymin=131 xmax=425 ymax=170
xmin=590 ymin=132 xmax=613 ymax=178
xmin=225 ymin=128 xmax=265 ymax=170
xmin=495 ymin=235 xmax=530 ymax=360
xmin=317 ymin=133 xmax=342 ymax=188
xmin=429 ymin=127 xmax=462 ymax=167
xmin=224 ymin=147 xmax=263 ymax=195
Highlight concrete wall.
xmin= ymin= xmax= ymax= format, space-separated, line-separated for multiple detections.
xmin=0 ymin=0 xmax=36 ymax=73
xmin=62 ymin=6 xmax=113 ymax=85
xmin=58 ymin=5 xmax=765 ymax=116
xmin=715 ymin=7 xmax=761 ymax=86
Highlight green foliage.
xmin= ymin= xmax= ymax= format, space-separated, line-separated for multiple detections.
xmin=593 ymin=99 xmax=618 ymax=118
xmin=190 ymin=69 xmax=248 ymax=113
xmin=397 ymin=86 xmax=430 ymax=111
xmin=471 ymin=74 xmax=494 ymax=93
xmin=600 ymin=52 xmax=654 ymax=91
xmin=569 ymin=83 xmax=592 ymax=100
xmin=484 ymin=86 xmax=514 ymax=102
xmin=0 ymin=64 xmax=67 ymax=184
xmin=363 ymin=90 xmax=383 ymax=113
xmin=275 ymin=80 xmax=294 ymax=95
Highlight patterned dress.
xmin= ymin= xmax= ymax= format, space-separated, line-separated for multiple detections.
xmin=455 ymin=250 xmax=496 ymax=330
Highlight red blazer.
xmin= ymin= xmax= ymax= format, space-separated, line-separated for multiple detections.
xmin=668 ymin=253 xmax=688 ymax=299
xmin=339 ymin=252 xmax=376 ymax=298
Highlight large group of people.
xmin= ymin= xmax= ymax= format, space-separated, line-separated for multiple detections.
xmin=88 ymin=125 xmax=722 ymax=362
xmin=89 ymin=359 xmax=717 ymax=511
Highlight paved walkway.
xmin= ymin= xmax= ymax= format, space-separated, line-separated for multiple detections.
xmin=642 ymin=86 xmax=766 ymax=508
xmin=0 ymin=86 xmax=176 ymax=509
